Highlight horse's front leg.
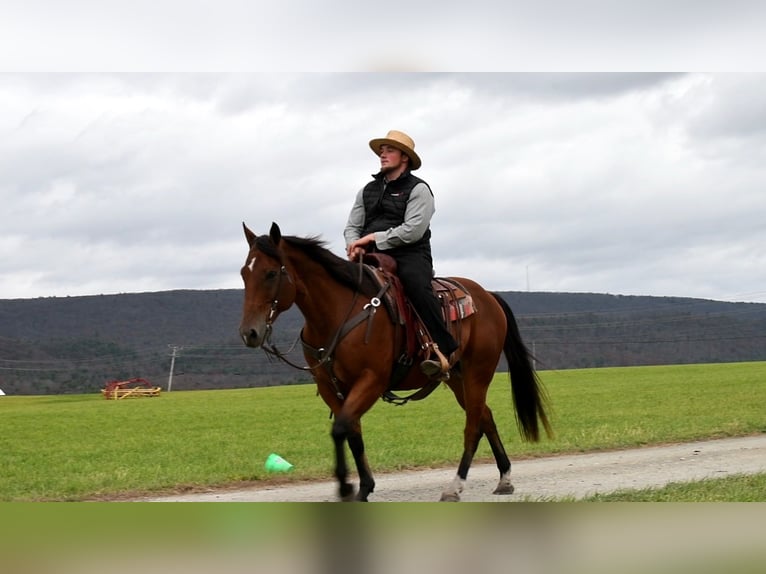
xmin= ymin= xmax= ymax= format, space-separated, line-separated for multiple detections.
xmin=331 ymin=415 xmax=376 ymax=502
xmin=332 ymin=375 xmax=381 ymax=502
xmin=331 ymin=416 xmax=356 ymax=501
xmin=347 ymin=422 xmax=375 ymax=501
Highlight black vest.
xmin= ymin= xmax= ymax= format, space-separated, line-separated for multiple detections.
xmin=361 ymin=172 xmax=432 ymax=253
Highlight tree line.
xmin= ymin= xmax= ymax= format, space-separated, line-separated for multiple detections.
xmin=1 ymin=289 xmax=764 ymax=394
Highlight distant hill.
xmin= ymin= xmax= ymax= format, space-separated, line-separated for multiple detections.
xmin=1 ymin=289 xmax=765 ymax=395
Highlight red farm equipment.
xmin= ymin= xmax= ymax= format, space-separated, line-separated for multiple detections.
xmin=101 ymin=377 xmax=162 ymax=400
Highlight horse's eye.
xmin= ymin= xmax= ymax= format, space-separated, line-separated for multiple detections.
xmin=265 ymin=270 xmax=278 ymax=280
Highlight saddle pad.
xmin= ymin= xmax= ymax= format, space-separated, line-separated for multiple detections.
xmin=433 ymin=278 xmax=476 ymax=322
xmin=444 ymin=292 xmax=475 ymax=322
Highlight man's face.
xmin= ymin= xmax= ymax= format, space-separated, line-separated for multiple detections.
xmin=378 ymin=144 xmax=407 ymax=174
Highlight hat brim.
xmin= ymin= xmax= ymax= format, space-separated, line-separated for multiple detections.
xmin=369 ymin=138 xmax=421 ymax=170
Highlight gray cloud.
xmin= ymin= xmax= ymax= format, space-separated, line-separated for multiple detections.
xmin=3 ymin=2 xmax=766 ymax=71
xmin=1 ymin=73 xmax=765 ymax=304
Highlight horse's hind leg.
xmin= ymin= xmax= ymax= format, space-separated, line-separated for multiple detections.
xmin=440 ymin=431 xmax=482 ymax=502
xmin=442 ymin=372 xmax=513 ymax=500
xmin=440 ymin=404 xmax=513 ymax=500
xmin=481 ymin=407 xmax=514 ymax=495
xmin=440 ymin=375 xmax=486 ymax=502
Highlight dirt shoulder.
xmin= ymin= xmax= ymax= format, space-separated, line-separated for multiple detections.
xmin=139 ymin=434 xmax=766 ymax=502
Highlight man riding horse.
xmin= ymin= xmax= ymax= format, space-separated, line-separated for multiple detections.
xmin=343 ymin=130 xmax=459 ymax=379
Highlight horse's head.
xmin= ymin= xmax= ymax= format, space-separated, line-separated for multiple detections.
xmin=239 ymin=222 xmax=297 ymax=348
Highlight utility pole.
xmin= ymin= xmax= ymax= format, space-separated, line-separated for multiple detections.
xmin=167 ymin=345 xmax=182 ymax=392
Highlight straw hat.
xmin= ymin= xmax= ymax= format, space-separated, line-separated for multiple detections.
xmin=369 ymin=130 xmax=422 ymax=170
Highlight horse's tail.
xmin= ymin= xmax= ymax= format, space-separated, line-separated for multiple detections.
xmin=490 ymin=292 xmax=553 ymax=442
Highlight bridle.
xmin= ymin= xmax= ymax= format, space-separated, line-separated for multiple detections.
xmin=262 ymin=264 xmax=289 ymax=346
xmin=256 ymin=258 xmax=311 ymax=370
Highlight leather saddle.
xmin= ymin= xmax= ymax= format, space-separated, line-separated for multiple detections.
xmin=361 ymin=252 xmax=476 ymax=362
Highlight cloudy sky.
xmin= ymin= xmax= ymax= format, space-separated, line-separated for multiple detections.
xmin=2 ymin=73 xmax=765 ymax=303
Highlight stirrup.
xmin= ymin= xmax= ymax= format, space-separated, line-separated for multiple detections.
xmin=420 ymin=344 xmax=451 ymax=380
xmin=420 ymin=359 xmax=444 ymax=377
xmin=431 ymin=344 xmax=450 ymax=373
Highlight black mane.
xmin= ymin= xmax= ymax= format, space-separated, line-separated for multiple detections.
xmin=255 ymin=234 xmax=378 ymax=295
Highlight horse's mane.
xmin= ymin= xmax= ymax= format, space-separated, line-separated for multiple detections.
xmin=255 ymin=234 xmax=378 ymax=295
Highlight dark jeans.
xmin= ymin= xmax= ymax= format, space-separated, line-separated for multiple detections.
xmin=391 ymin=247 xmax=459 ymax=357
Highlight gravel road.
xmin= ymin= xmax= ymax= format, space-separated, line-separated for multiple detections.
xmin=144 ymin=434 xmax=766 ymax=502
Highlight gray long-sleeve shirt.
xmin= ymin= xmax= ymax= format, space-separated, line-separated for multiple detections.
xmin=343 ymin=182 xmax=435 ymax=251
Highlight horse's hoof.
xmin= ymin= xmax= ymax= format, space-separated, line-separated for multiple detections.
xmin=493 ymin=483 xmax=515 ymax=495
xmin=339 ymin=483 xmax=356 ymax=501
xmin=439 ymin=492 xmax=461 ymax=502
xmin=493 ymin=472 xmax=515 ymax=495
xmin=355 ymin=489 xmax=372 ymax=502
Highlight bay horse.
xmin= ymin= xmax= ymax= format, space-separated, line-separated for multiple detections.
xmin=239 ymin=222 xmax=552 ymax=501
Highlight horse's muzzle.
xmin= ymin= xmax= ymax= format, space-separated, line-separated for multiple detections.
xmin=239 ymin=326 xmax=264 ymax=348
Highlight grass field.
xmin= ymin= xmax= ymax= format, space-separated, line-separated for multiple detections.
xmin=1 ymin=361 xmax=764 ymax=501
xmin=583 ymin=472 xmax=766 ymax=502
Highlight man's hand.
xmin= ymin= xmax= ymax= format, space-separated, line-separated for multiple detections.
xmin=347 ymin=233 xmax=376 ymax=260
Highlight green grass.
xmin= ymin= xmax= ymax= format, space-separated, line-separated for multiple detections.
xmin=1 ymin=361 xmax=764 ymax=501
xmin=583 ymin=473 xmax=766 ymax=501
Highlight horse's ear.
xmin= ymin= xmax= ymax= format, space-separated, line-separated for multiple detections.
xmin=269 ymin=222 xmax=282 ymax=245
xmin=243 ymin=222 xmax=257 ymax=247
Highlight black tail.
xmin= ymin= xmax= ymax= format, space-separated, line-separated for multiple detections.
xmin=490 ymin=292 xmax=553 ymax=442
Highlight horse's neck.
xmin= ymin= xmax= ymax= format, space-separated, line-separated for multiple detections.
xmin=290 ymin=256 xmax=358 ymax=337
